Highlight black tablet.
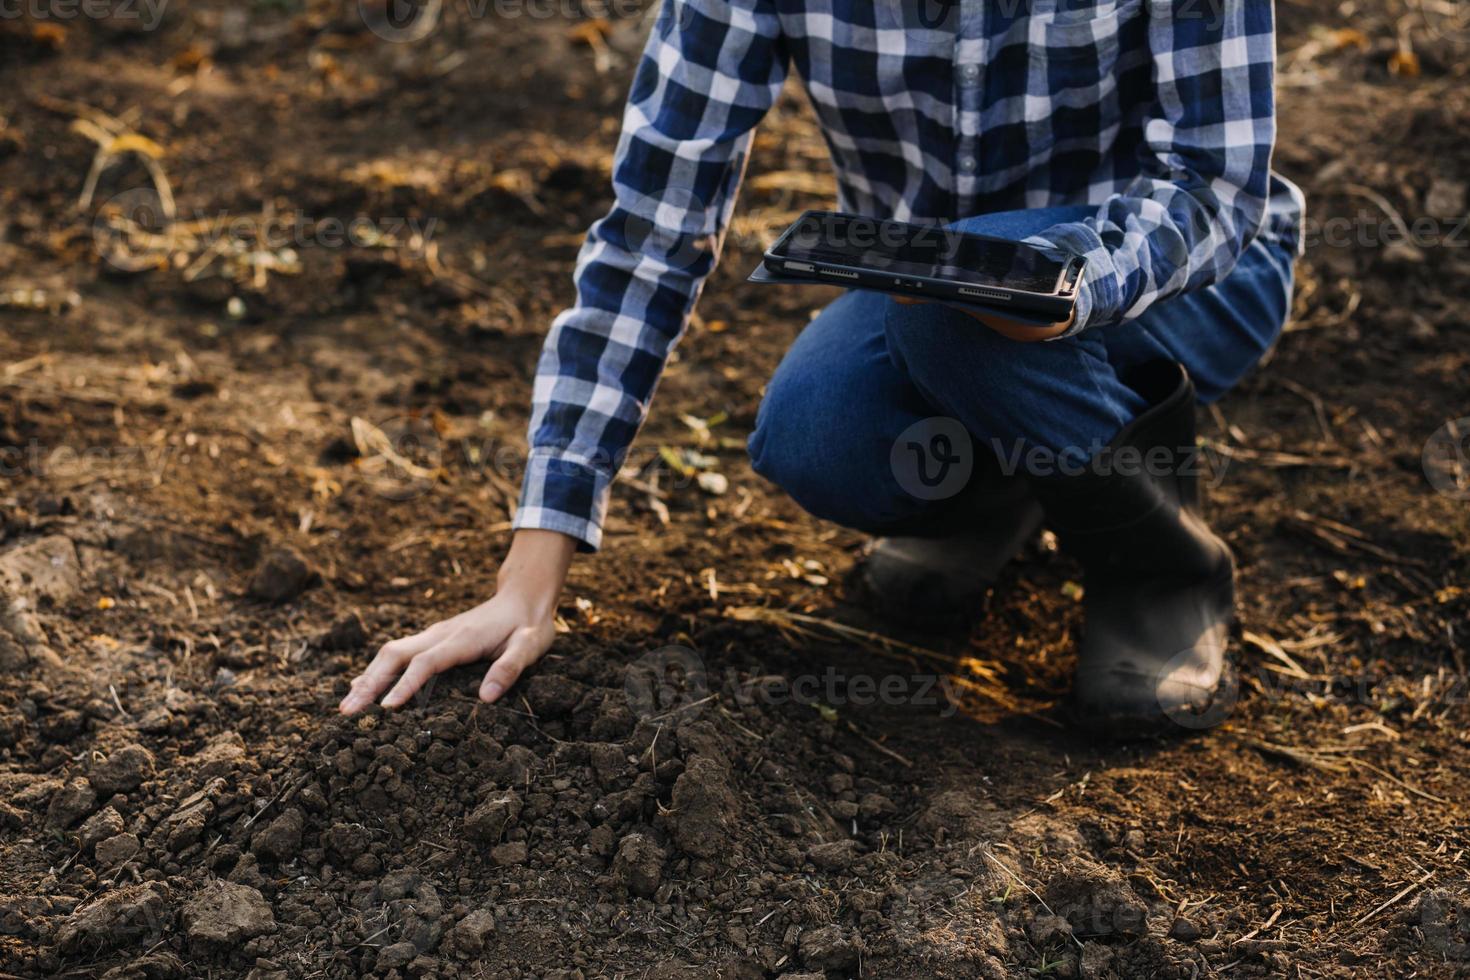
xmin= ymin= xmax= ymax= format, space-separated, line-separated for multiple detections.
xmin=761 ymin=210 xmax=1085 ymax=323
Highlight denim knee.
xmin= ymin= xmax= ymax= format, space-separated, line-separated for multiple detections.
xmin=748 ymin=374 xmax=933 ymax=532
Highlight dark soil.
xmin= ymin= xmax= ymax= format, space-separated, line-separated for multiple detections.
xmin=2 ymin=1 xmax=1469 ymax=977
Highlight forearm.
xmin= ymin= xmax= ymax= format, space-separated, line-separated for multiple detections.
xmin=515 ymin=0 xmax=788 ymax=550
xmin=497 ymin=529 xmax=576 ymax=618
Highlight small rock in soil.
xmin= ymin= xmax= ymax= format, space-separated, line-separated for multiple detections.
xmin=44 ymin=777 xmax=97 ymax=829
xmin=246 ymin=547 xmax=315 ymax=603
xmin=317 ymin=610 xmax=368 ymax=650
xmin=524 ymin=674 xmax=587 ymax=718
xmin=611 ymin=833 xmax=666 ymax=898
xmin=798 ymin=924 xmax=859 ymax=971
xmin=376 ymin=941 xmax=418 ymax=970
xmin=182 ymin=879 xmax=276 ymax=948
xmin=1029 ymin=913 xmax=1074 ymax=947
xmin=857 ymin=792 xmax=897 ymax=822
xmin=89 ymin=743 xmax=155 ymax=795
xmin=187 ymin=731 xmax=248 ymax=779
xmin=1168 ymin=917 xmax=1202 ymax=942
xmin=448 ymin=909 xmax=496 ymax=956
xmin=251 ymin=808 xmax=304 ymax=863
xmin=0 ymin=596 xmax=61 ymax=672
xmin=95 ymin=833 xmax=141 ymax=867
xmin=464 ymin=791 xmax=522 ymax=845
xmin=0 ymin=534 xmax=82 ymax=605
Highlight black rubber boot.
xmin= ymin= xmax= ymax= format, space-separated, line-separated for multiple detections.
xmin=1032 ymin=361 xmax=1237 ymax=736
xmin=856 ymin=472 xmax=1043 ymax=630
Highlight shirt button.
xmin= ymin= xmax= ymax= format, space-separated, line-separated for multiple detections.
xmin=959 ymin=156 xmax=977 ymax=173
xmin=960 ymin=63 xmax=979 ymax=82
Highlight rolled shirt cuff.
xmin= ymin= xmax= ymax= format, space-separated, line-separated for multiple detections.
xmin=1023 ymin=221 xmax=1119 ymax=337
xmin=512 ymin=450 xmax=614 ymax=553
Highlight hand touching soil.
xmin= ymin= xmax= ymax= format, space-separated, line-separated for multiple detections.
xmin=338 ymin=530 xmax=577 ymax=713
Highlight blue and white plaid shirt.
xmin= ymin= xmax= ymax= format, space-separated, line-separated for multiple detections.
xmin=516 ymin=0 xmax=1305 ymax=550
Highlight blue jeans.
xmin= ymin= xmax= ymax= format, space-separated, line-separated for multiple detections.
xmin=747 ymin=207 xmax=1296 ymax=532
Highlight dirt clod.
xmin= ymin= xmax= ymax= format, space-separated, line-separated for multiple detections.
xmin=463 ymin=791 xmax=522 ymax=845
xmin=806 ymin=839 xmax=858 ymax=872
xmin=667 ymin=756 xmax=738 ymax=859
xmin=55 ymin=884 xmax=170 ymax=954
xmin=377 ymin=941 xmax=419 ymax=970
xmin=44 ymin=777 xmax=96 ymax=829
xmin=250 ymin=807 xmax=305 ymax=863
xmin=0 ymin=534 xmax=81 ymax=605
xmin=318 ymin=610 xmax=368 ymax=650
xmin=89 ymin=743 xmax=155 ymax=795
xmin=246 ymin=547 xmax=315 ymax=603
xmin=799 ymin=923 xmax=859 ymax=971
xmin=77 ymin=805 xmax=124 ymax=852
xmin=181 ymin=879 xmax=276 ymax=948
xmin=448 ymin=909 xmax=497 ymax=956
xmin=611 ymin=832 xmax=666 ymax=897
xmin=490 ymin=842 xmax=528 ymax=866
xmin=1078 ymin=942 xmax=1115 ymax=980
xmin=95 ymin=833 xmax=141 ymax=868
